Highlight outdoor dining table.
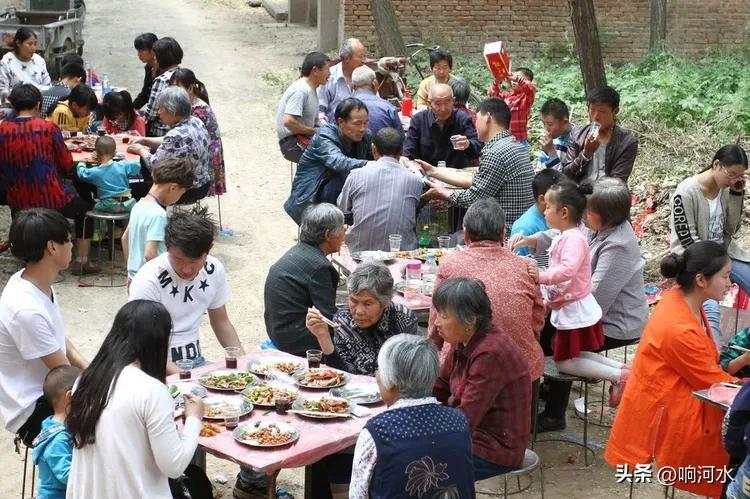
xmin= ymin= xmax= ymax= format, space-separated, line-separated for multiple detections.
xmin=66 ymin=133 xmax=141 ymax=164
xmin=167 ymin=350 xmax=386 ymax=499
xmin=330 ymin=246 xmax=433 ymax=312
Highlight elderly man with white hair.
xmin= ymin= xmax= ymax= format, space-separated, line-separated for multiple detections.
xmin=318 ymin=38 xmax=367 ymax=123
xmin=350 ymin=65 xmax=402 ymax=138
xmin=403 ymin=83 xmax=482 ymax=169
xmin=349 ymin=334 xmax=475 ymax=498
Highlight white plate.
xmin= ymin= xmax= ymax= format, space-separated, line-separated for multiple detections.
xmin=169 ymin=383 xmax=207 ymax=405
xmin=198 ymin=370 xmax=259 ymax=391
xmin=202 ymin=396 xmax=253 ymax=420
xmin=246 ymin=358 xmax=304 ymax=377
xmin=330 ymin=383 xmax=382 ymax=404
xmin=350 ymin=250 xmax=396 ymax=262
xmin=240 ymin=382 xmax=300 ymax=407
xmin=294 ymin=368 xmax=349 ymax=389
xmin=291 ymin=397 xmax=352 ymax=419
xmin=233 ymin=421 xmax=300 ymax=447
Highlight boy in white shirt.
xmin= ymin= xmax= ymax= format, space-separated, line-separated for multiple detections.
xmin=128 ymin=211 xmax=245 ymax=371
xmin=0 ymin=209 xmax=88 ymax=447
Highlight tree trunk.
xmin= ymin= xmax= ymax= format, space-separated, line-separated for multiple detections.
xmin=369 ymin=0 xmax=406 ymax=56
xmin=649 ymin=0 xmax=667 ymax=50
xmin=568 ymin=0 xmax=607 ymax=94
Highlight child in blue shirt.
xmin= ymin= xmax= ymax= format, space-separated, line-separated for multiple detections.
xmin=76 ymin=135 xmax=141 ymax=212
xmin=538 ymin=98 xmax=572 ymax=170
xmin=32 ymin=365 xmax=81 ymax=499
xmin=509 ymin=168 xmax=562 ymax=259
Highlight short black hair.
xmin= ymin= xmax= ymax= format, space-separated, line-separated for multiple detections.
xmin=334 ymin=97 xmax=368 ymax=122
xmin=43 ymin=365 xmax=81 ymax=407
xmin=373 ymin=127 xmax=403 ymax=156
xmin=587 ymin=85 xmax=620 ymax=109
xmin=153 ymin=37 xmax=183 ymax=69
xmin=432 ymin=278 xmax=493 ymax=333
xmin=11 ymin=28 xmax=36 ymax=54
xmin=477 ymin=97 xmax=511 ymax=128
xmin=68 ymin=84 xmax=97 ymax=109
xmin=516 ymin=67 xmax=534 ymax=82
xmin=10 ymin=209 xmax=72 ymax=263
xmin=60 ymin=63 xmax=86 ymax=80
xmin=95 ymin=136 xmax=116 ymax=158
xmin=134 ymin=32 xmax=158 ymax=51
xmin=532 ymin=169 xmax=562 ymax=198
xmin=165 ymin=211 xmax=216 ymax=258
xmin=429 ymin=49 xmax=452 ymax=69
xmin=540 ymin=98 xmax=569 ymax=121
xmin=301 ymin=52 xmax=330 ymax=77
xmin=152 ymin=158 xmax=195 ymax=189
xmin=547 ymin=179 xmax=593 ymax=224
xmin=61 ymin=53 xmax=83 ymax=68
xmin=8 ymin=83 xmax=41 ymax=112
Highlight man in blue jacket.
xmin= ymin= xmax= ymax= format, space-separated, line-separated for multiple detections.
xmin=284 ymin=97 xmax=372 ymax=225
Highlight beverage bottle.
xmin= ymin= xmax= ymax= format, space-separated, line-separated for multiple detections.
xmin=401 ymin=89 xmax=413 ymax=118
xmin=102 ymin=73 xmax=110 ymax=95
xmin=405 ymin=262 xmax=422 ymax=294
xmin=437 ymin=160 xmax=446 ymax=169
xmin=418 ymin=225 xmax=431 ymax=249
xmin=422 ymin=255 xmax=438 ymax=296
xmin=84 ymin=61 xmax=91 ymax=85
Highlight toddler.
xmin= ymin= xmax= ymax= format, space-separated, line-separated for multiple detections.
xmin=76 ymin=135 xmax=141 ymax=212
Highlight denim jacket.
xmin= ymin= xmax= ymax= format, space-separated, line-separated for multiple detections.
xmin=284 ymin=122 xmax=371 ymax=224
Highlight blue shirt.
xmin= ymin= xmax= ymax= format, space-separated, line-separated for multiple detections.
xmin=126 ymin=198 xmax=167 ymax=278
xmin=510 ymin=204 xmax=548 ymax=256
xmin=352 ymin=89 xmax=403 ymax=138
xmin=538 ymin=130 xmax=571 ymax=169
xmin=32 ymin=417 xmax=71 ymax=499
xmin=76 ymin=159 xmax=141 ymax=199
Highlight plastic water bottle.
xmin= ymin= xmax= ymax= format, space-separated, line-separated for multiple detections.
xmin=418 ymin=225 xmax=431 ymax=249
xmin=437 ymin=160 xmax=447 ymax=169
xmin=84 ymin=61 xmax=91 ymax=85
xmin=102 ymin=73 xmax=110 ymax=95
xmin=422 ymin=255 xmax=438 ymax=296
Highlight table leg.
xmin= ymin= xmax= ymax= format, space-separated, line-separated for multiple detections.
xmin=304 ymin=465 xmax=313 ymax=499
xmin=266 ymin=470 xmax=280 ymax=499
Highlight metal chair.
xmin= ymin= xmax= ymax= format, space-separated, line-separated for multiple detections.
xmin=477 ymin=449 xmax=544 ymax=498
xmin=79 ymin=210 xmax=130 ymax=288
xmin=534 ymin=357 xmax=600 ymax=468
xmin=15 ymin=437 xmax=35 ymax=499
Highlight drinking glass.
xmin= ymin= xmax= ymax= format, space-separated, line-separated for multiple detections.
xmin=224 ymin=409 xmax=239 ymax=430
xmin=438 ymin=236 xmax=451 ymax=249
xmin=306 ymin=349 xmax=323 ymax=369
xmin=389 ymin=234 xmax=402 ymax=252
xmin=176 ymin=359 xmax=193 ymax=380
xmin=224 ymin=347 xmax=240 ymax=369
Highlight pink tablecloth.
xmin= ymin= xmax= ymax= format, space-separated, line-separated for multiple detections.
xmin=331 ymin=249 xmax=433 ymax=311
xmin=168 ymin=350 xmax=386 ymax=473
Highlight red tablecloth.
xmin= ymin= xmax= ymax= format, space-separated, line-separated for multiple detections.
xmin=331 ymin=248 xmax=433 ymax=311
xmin=168 ymin=350 xmax=386 ymax=473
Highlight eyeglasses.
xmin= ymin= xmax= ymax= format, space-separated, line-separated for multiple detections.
xmin=721 ymin=166 xmax=746 ymax=180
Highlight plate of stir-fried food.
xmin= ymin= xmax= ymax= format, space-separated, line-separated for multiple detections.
xmin=202 ymin=396 xmax=253 ymax=420
xmin=246 ymin=358 xmax=303 ymax=376
xmin=199 ymin=370 xmax=259 ymax=391
xmin=240 ymin=383 xmax=299 ymax=407
xmin=233 ymin=421 xmax=299 ymax=447
xmin=294 ymin=368 xmax=348 ymax=389
xmin=292 ymin=397 xmax=351 ymax=419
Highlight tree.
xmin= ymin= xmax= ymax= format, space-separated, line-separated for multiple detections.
xmin=649 ymin=0 xmax=667 ymax=50
xmin=369 ymin=0 xmax=406 ymax=56
xmin=568 ymin=0 xmax=607 ymax=94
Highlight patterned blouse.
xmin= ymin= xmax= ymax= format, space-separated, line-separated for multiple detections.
xmin=326 ymin=302 xmax=419 ymax=375
xmin=141 ymin=67 xmax=178 ymax=137
xmin=192 ymin=99 xmax=226 ymax=195
xmin=149 ymin=116 xmax=211 ymax=188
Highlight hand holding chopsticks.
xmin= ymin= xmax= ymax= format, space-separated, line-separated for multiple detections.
xmin=307 ymin=307 xmax=340 ymax=329
xmin=305 ymin=308 xmax=338 ymax=356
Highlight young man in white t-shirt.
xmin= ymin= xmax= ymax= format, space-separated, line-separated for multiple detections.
xmin=128 ymin=211 xmax=244 ymax=372
xmin=0 ymin=209 xmax=88 ymax=446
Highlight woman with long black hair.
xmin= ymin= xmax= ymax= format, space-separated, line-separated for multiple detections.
xmin=66 ymin=300 xmax=204 ymax=498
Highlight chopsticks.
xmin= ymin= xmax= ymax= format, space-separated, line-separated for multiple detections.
xmin=309 ymin=307 xmax=340 ymax=329
xmin=730 ymin=344 xmax=750 ymax=353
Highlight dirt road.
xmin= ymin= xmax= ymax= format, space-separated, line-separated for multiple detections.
xmin=0 ymin=0 xmax=703 ymax=497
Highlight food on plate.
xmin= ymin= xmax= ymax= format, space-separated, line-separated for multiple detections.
xmin=201 ymin=372 xmax=256 ymax=390
xmin=302 ymin=398 xmax=349 ymax=413
xmin=243 ymin=384 xmax=298 ymax=405
xmin=252 ymin=361 xmax=302 ymax=375
xmin=394 ymin=251 xmax=415 ymax=259
xmin=296 ymin=368 xmax=345 ymax=388
xmin=413 ymin=248 xmax=445 ymax=259
xmin=200 ymin=422 xmax=222 ymax=437
xmin=239 ymin=423 xmax=294 ymax=446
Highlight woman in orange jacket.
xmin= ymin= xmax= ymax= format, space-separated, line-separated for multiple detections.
xmin=605 ymin=241 xmax=736 ymax=497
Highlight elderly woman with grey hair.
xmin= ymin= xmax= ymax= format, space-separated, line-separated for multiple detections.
xmin=432 ymin=277 xmax=532 ymax=481
xmin=264 ymin=203 xmax=345 ymax=356
xmin=349 ymin=334 xmax=475 ymax=499
xmin=128 ymin=86 xmax=211 ymax=203
xmin=306 ymin=261 xmax=418 ymax=375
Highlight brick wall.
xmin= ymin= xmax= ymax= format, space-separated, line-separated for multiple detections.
xmin=343 ymin=0 xmax=749 ymax=62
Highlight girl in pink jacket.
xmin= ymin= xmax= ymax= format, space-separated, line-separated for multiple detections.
xmin=520 ymin=180 xmax=629 ymax=405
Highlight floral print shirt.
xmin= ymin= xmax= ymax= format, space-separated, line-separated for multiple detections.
xmin=192 ymin=99 xmax=226 ymax=195
xmin=149 ymin=116 xmax=211 ymax=188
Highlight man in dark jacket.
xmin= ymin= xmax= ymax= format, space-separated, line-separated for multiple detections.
xmin=563 ymin=85 xmax=638 ymax=185
xmin=284 ymin=98 xmax=372 ymax=225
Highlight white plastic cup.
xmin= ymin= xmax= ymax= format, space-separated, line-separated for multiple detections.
xmin=389 ymin=234 xmax=402 ymax=252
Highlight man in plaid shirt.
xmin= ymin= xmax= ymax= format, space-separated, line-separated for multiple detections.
xmin=488 ymin=68 xmax=536 ymax=146
xmin=420 ymin=97 xmax=534 ymax=229
xmin=432 ymin=277 xmax=531 ymax=478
